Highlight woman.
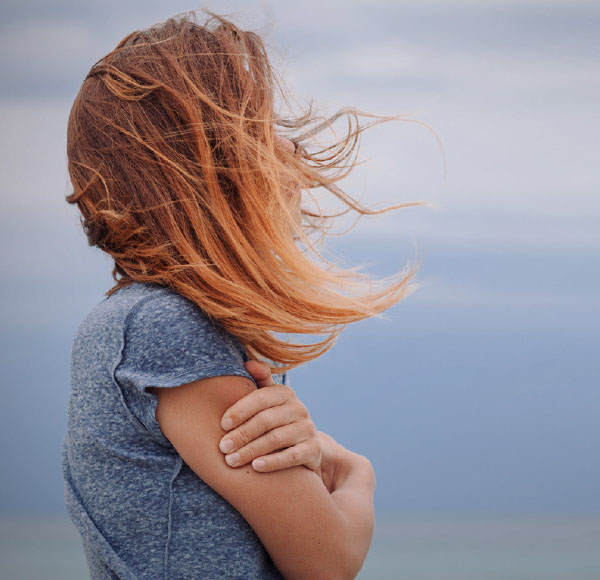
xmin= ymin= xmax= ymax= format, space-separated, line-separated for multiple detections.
xmin=62 ymin=11 xmax=423 ymax=580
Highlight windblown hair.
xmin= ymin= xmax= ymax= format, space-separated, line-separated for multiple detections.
xmin=66 ymin=11 xmax=430 ymax=371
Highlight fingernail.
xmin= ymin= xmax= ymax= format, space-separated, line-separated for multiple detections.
xmin=221 ymin=417 xmax=233 ymax=430
xmin=219 ymin=439 xmax=234 ymax=453
xmin=252 ymin=459 xmax=265 ymax=471
xmin=225 ymin=453 xmax=240 ymax=466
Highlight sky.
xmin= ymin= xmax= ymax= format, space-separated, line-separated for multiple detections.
xmin=0 ymin=0 xmax=598 ymax=520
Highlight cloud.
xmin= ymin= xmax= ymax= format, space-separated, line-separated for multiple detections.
xmin=0 ymin=20 xmax=104 ymax=100
xmin=1 ymin=0 xmax=597 ymax=260
xmin=2 ymin=0 xmax=598 ymax=100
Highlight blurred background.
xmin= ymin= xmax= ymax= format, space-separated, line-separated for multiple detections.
xmin=1 ymin=0 xmax=598 ymax=578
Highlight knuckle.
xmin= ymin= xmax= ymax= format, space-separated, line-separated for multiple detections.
xmin=296 ymin=416 xmax=313 ymax=434
xmin=259 ymin=411 xmax=276 ymax=432
xmin=240 ymin=444 xmax=256 ymax=462
xmin=256 ymin=390 xmax=269 ymax=409
xmin=289 ymin=396 xmax=306 ymax=414
xmin=236 ymin=426 xmax=251 ymax=446
xmin=269 ymin=429 xmax=282 ymax=449
xmin=312 ymin=441 xmax=322 ymax=460
xmin=306 ymin=421 xmax=317 ymax=437
xmin=274 ymin=384 xmax=291 ymax=400
xmin=290 ymin=448 xmax=302 ymax=465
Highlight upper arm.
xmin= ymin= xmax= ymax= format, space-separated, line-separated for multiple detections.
xmin=113 ymin=288 xmax=255 ymax=442
xmin=150 ymin=376 xmax=352 ymax=580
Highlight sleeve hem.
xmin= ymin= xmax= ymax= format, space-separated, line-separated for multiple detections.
xmin=142 ymin=365 xmax=256 ymax=444
xmin=140 ymin=364 xmax=255 ymax=392
xmin=111 ymin=291 xmax=255 ymax=445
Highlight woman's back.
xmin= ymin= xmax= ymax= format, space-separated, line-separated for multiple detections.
xmin=62 ymin=282 xmax=284 ymax=579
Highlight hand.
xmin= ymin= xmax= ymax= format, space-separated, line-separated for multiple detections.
xmin=317 ymin=431 xmax=347 ymax=493
xmin=318 ymin=431 xmax=375 ymax=494
xmin=219 ymin=360 xmax=321 ymax=474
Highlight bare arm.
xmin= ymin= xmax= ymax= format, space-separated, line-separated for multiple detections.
xmin=149 ymin=376 xmax=375 ymax=580
xmin=220 ymin=361 xmax=321 ymax=474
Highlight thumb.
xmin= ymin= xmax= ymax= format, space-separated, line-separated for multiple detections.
xmin=244 ymin=360 xmax=275 ymax=388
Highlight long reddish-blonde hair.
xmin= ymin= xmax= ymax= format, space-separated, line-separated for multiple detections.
xmin=66 ymin=11 xmax=430 ymax=371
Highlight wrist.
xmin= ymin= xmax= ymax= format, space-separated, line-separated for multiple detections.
xmin=347 ymin=451 xmax=376 ymax=491
xmin=333 ymin=449 xmax=375 ymax=493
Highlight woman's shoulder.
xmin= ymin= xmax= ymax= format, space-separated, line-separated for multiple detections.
xmin=110 ymin=282 xmax=244 ymax=358
xmin=110 ymin=282 xmax=288 ymax=385
xmin=95 ymin=281 xmax=216 ymax=336
xmin=103 ymin=282 xmax=253 ymax=387
xmin=73 ymin=281 xmax=246 ymax=369
xmin=78 ymin=281 xmax=177 ymax=327
xmin=75 ymin=282 xmax=193 ymax=341
xmin=108 ymin=280 xmax=195 ymax=311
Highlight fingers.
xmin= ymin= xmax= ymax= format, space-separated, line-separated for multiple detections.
xmin=252 ymin=438 xmax=322 ymax=473
xmin=219 ymin=397 xmax=301 ymax=456
xmin=244 ymin=360 xmax=275 ymax=388
xmin=221 ymin=384 xmax=292 ymax=431
xmin=219 ymin=359 xmax=322 ymax=475
xmin=222 ymin=423 xmax=320 ymax=471
xmin=221 ymin=423 xmax=305 ymax=467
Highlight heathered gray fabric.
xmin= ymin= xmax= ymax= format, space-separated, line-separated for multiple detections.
xmin=62 ymin=281 xmax=285 ymax=579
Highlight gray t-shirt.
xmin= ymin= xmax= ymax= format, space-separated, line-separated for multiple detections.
xmin=62 ymin=281 xmax=285 ymax=579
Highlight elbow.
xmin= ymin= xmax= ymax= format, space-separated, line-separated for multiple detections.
xmin=285 ymin=566 xmax=360 ymax=580
xmin=337 ymin=555 xmax=367 ymax=580
xmin=322 ymin=565 xmax=363 ymax=580
xmin=279 ymin=549 xmax=366 ymax=580
xmin=318 ymin=545 xmax=369 ymax=580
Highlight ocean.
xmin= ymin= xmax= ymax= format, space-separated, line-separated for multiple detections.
xmin=1 ymin=517 xmax=599 ymax=579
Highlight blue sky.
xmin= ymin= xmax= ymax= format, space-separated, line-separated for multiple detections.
xmin=0 ymin=0 xmax=598 ymax=518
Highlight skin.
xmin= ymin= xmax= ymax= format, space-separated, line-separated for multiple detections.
xmin=216 ymin=136 xmax=316 ymax=476
xmin=150 ymin=134 xmax=376 ymax=577
xmin=220 ymin=360 xmax=322 ymax=475
xmin=149 ymin=376 xmax=375 ymax=580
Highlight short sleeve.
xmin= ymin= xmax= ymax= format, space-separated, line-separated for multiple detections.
xmin=113 ymin=289 xmax=254 ymax=443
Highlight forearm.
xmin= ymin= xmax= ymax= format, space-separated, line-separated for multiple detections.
xmin=257 ymin=454 xmax=374 ymax=580
xmin=274 ymin=452 xmax=375 ymax=580
xmin=327 ymin=455 xmax=376 ymax=579
xmin=154 ymin=378 xmax=375 ymax=580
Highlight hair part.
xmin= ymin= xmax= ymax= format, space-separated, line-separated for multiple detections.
xmin=66 ymin=10 xmax=432 ymax=372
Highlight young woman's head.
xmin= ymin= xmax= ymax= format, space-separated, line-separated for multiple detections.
xmin=66 ymin=11 xmax=425 ymax=370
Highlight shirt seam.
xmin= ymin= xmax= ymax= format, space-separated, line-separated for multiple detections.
xmin=110 ymin=292 xmax=168 ymax=438
xmin=164 ymin=454 xmax=183 ymax=580
xmin=111 ymin=289 xmax=257 ymax=444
